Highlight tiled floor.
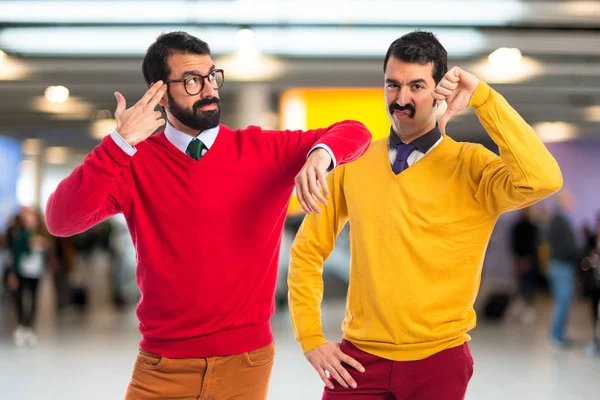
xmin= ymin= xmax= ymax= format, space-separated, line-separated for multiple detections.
xmin=1 ymin=275 xmax=599 ymax=400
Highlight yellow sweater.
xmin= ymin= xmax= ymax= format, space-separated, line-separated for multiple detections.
xmin=288 ymin=82 xmax=562 ymax=361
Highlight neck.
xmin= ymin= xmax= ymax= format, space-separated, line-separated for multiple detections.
xmin=393 ymin=120 xmax=436 ymax=143
xmin=167 ymin=116 xmax=200 ymax=137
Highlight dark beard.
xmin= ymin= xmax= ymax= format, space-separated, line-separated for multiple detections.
xmin=167 ymin=92 xmax=221 ymax=132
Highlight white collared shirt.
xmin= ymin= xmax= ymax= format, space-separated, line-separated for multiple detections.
xmin=388 ymin=136 xmax=444 ymax=167
xmin=164 ymin=123 xmax=219 ymax=157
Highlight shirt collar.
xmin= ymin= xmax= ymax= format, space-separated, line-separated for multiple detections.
xmin=388 ymin=124 xmax=442 ymax=154
xmin=164 ymin=122 xmax=220 ymax=154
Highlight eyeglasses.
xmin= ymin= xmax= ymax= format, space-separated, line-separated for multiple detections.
xmin=165 ymin=69 xmax=225 ymax=96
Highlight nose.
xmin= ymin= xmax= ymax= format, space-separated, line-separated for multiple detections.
xmin=397 ymin=87 xmax=411 ymax=107
xmin=200 ymin=77 xmax=217 ymax=98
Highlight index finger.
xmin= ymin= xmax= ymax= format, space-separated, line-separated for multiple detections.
xmin=139 ymin=80 xmax=164 ymax=105
xmin=340 ymin=353 xmax=365 ymax=373
xmin=431 ymin=92 xmax=447 ymax=101
xmin=301 ymin=171 xmax=321 ymax=213
xmin=148 ymin=84 xmax=168 ymax=110
xmin=295 ymin=175 xmax=312 ymax=214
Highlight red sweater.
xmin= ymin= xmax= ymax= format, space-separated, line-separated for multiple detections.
xmin=45 ymin=122 xmax=371 ymax=358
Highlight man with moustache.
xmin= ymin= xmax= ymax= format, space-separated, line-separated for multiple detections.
xmin=287 ymin=31 xmax=562 ymax=399
xmin=45 ymin=31 xmax=371 ymax=399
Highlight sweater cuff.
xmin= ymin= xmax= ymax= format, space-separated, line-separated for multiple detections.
xmin=468 ymin=81 xmax=493 ymax=109
xmin=110 ymin=130 xmax=137 ymax=156
xmin=100 ymin=132 xmax=135 ymax=167
xmin=300 ymin=335 xmax=329 ymax=354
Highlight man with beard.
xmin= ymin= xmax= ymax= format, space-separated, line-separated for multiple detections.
xmin=287 ymin=31 xmax=562 ymax=399
xmin=45 ymin=31 xmax=371 ymax=399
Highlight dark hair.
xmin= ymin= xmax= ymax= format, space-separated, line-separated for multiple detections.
xmin=383 ymin=31 xmax=448 ymax=84
xmin=142 ymin=31 xmax=211 ymax=86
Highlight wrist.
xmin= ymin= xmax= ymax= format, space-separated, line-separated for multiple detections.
xmin=301 ymin=336 xmax=328 ymax=354
xmin=311 ymin=148 xmax=332 ymax=168
xmin=116 ymin=129 xmax=137 ymax=147
xmin=467 ymin=80 xmax=490 ymax=109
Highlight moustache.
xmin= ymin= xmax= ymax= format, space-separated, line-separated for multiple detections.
xmin=193 ymin=97 xmax=220 ymax=112
xmin=389 ymin=103 xmax=416 ymax=119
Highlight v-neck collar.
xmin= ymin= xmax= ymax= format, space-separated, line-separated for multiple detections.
xmin=156 ymin=124 xmax=229 ymax=166
xmin=164 ymin=122 xmax=220 ymax=155
xmin=382 ymin=134 xmax=450 ymax=180
xmin=388 ymin=125 xmax=442 ymax=154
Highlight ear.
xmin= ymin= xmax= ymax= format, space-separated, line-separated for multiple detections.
xmin=158 ymin=92 xmax=168 ymax=108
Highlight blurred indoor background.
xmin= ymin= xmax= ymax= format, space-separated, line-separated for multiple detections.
xmin=0 ymin=1 xmax=599 ymax=399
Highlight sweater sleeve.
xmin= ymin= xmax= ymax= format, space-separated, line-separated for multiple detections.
xmin=288 ymin=165 xmax=349 ymax=353
xmin=467 ymin=82 xmax=563 ymax=215
xmin=45 ymin=135 xmax=132 ymax=237
xmin=259 ymin=120 xmax=371 ymax=177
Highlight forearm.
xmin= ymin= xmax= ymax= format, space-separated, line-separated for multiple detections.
xmin=46 ymin=136 xmax=130 ymax=236
xmin=288 ymin=234 xmax=330 ymax=353
xmin=312 ymin=120 xmax=372 ymax=166
xmin=472 ymin=82 xmax=562 ymax=201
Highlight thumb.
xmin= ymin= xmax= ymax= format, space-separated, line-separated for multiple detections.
xmin=448 ymin=66 xmax=462 ymax=82
xmin=114 ymin=92 xmax=126 ymax=118
xmin=439 ymin=108 xmax=458 ymax=136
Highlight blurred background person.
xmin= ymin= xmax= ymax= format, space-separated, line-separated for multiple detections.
xmin=547 ymin=189 xmax=580 ymax=346
xmin=581 ymin=214 xmax=600 ymax=355
xmin=533 ymin=203 xmax=552 ymax=288
xmin=5 ymin=208 xmax=52 ymax=346
xmin=509 ymin=207 xmax=540 ymax=324
xmin=51 ymin=235 xmax=74 ymax=313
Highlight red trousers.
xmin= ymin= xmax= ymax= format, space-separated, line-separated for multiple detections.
xmin=322 ymin=340 xmax=474 ymax=400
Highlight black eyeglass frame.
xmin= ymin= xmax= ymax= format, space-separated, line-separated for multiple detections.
xmin=165 ymin=69 xmax=225 ymax=96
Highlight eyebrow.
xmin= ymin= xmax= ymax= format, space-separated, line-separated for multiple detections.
xmin=180 ymin=65 xmax=216 ymax=78
xmin=385 ymin=78 xmax=428 ymax=86
xmin=409 ymin=78 xmax=427 ymax=86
